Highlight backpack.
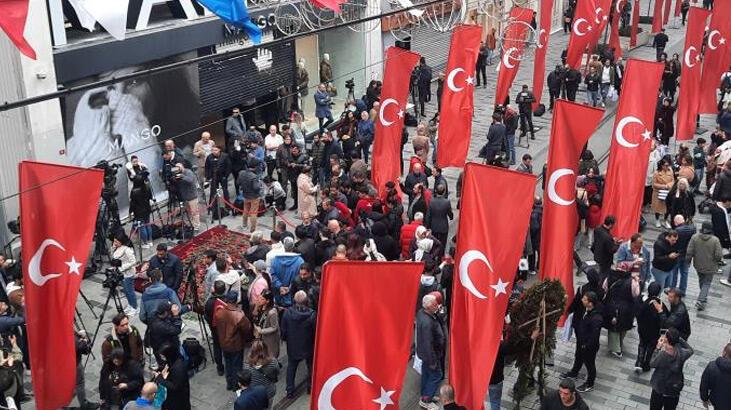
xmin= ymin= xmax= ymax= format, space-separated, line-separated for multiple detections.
xmin=181 ymin=337 xmax=207 ymax=376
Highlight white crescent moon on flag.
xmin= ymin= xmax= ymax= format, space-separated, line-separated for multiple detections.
xmin=594 ymin=7 xmax=605 ymax=24
xmin=708 ymin=30 xmax=722 ymax=50
xmin=537 ymin=28 xmax=547 ymax=49
xmin=378 ymin=98 xmax=399 ymax=127
xmin=615 ymin=116 xmax=644 ymax=148
xmin=28 ymin=238 xmax=65 ymax=287
xmin=684 ymin=46 xmax=698 ymax=68
xmin=547 ymin=169 xmax=576 ymax=206
xmin=447 ymin=68 xmax=466 ymax=92
xmin=459 ymin=250 xmax=493 ymax=300
xmin=502 ymin=47 xmax=519 ymax=69
xmin=573 ymin=18 xmax=591 ymax=36
xmin=317 ymin=367 xmax=373 ymax=410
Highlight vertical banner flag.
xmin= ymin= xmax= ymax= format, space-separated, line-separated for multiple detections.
xmin=652 ymin=0 xmax=664 ymax=33
xmin=196 ymin=0 xmax=263 ymax=43
xmin=437 ymin=24 xmax=482 ymax=168
xmin=662 ymin=0 xmax=672 ymax=25
xmin=676 ymin=7 xmax=712 ymax=140
xmin=532 ymin=0 xmax=554 ymax=111
xmin=566 ymin=0 xmax=599 ymax=69
xmin=674 ymin=0 xmax=681 ymax=17
xmin=372 ymin=47 xmax=420 ymax=191
xmin=588 ymin=0 xmax=612 ymax=50
xmin=539 ymin=100 xmax=603 ymax=311
xmin=450 ymin=164 xmax=536 ymax=410
xmin=20 ymin=162 xmax=103 ymax=410
xmin=601 ymin=59 xmax=664 ymax=239
xmin=608 ymin=0 xmax=627 ymax=58
xmin=494 ymin=7 xmax=533 ymax=106
xmin=698 ymin=1 xmax=731 ymax=114
xmin=311 ymin=261 xmax=423 ymax=410
xmin=0 ymin=0 xmax=36 ymax=59
xmin=630 ymin=0 xmax=640 ymax=47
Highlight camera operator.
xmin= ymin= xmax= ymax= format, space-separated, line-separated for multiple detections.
xmin=205 ymin=145 xmax=232 ymax=214
xmin=112 ymin=232 xmax=139 ymax=317
xmin=171 ymin=163 xmax=201 ymax=232
xmin=125 ymin=156 xmax=148 ymax=182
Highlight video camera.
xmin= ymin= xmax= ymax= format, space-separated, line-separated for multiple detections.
xmin=345 ymin=78 xmax=355 ymax=91
xmin=94 ymin=160 xmax=120 ymax=199
xmin=102 ymin=260 xmax=124 ymax=289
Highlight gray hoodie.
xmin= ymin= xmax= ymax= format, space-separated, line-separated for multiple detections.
xmin=686 ymin=232 xmax=723 ymax=275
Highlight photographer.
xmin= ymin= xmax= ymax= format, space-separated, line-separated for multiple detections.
xmin=205 ymin=145 xmax=232 ymax=215
xmin=129 ymin=175 xmax=153 ymax=249
xmin=125 ymin=156 xmax=148 ymax=182
xmin=99 ymin=348 xmax=143 ymax=409
xmin=172 ymin=163 xmax=201 ymax=232
xmin=112 ymin=232 xmax=139 ymax=317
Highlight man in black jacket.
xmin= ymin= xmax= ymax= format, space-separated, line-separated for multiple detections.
xmin=541 ymin=378 xmax=589 ymax=410
xmin=281 ymin=291 xmax=316 ymax=398
xmin=700 ymin=343 xmax=731 ymax=409
xmin=561 ymin=291 xmax=603 ymax=392
xmin=148 ymin=302 xmax=183 ymax=366
xmin=146 ymin=244 xmax=184 ymax=291
xmin=547 ymin=66 xmax=563 ymax=111
xmin=652 ymin=230 xmax=680 ymax=290
xmin=426 ymin=184 xmax=453 ymax=257
xmin=416 ymin=293 xmax=445 ymax=410
xmin=592 ymin=216 xmax=619 ymax=281
xmin=482 ymin=114 xmax=506 ymax=163
xmin=562 ymin=64 xmax=582 ymax=101
xmin=516 ymin=85 xmax=536 ymax=142
xmin=652 ymin=29 xmax=669 ymax=61
xmin=205 ymin=145 xmax=231 ymax=213
xmin=656 ymin=287 xmax=691 ymax=340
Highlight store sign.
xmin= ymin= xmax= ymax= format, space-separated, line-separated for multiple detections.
xmin=216 ymin=21 xmax=275 ymax=53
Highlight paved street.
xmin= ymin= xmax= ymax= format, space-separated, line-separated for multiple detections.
xmin=43 ymin=12 xmax=731 ymax=410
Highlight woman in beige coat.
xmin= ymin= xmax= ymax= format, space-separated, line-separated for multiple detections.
xmin=297 ymin=165 xmax=318 ymax=218
xmin=652 ymin=158 xmax=675 ymax=228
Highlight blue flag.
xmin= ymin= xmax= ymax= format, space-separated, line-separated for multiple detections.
xmin=198 ymin=0 xmax=262 ymax=44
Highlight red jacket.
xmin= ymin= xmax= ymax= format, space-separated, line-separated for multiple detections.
xmin=334 ymin=201 xmax=354 ymax=227
xmin=587 ymin=204 xmax=602 ymax=229
xmin=400 ymin=221 xmax=423 ymax=258
xmin=354 ymin=197 xmax=375 ymax=224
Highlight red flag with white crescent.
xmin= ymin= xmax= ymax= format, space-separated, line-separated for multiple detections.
xmin=674 ymin=0 xmax=681 ymax=17
xmin=532 ymin=0 xmax=554 ymax=111
xmin=436 ymin=24 xmax=482 ymax=168
xmin=308 ymin=0 xmax=345 ymax=12
xmin=588 ymin=0 xmax=612 ymax=50
xmin=676 ymin=7 xmax=712 ymax=140
xmin=566 ymin=0 xmax=599 ymax=69
xmin=698 ymin=1 xmax=731 ymax=114
xmin=0 ymin=0 xmax=36 ymax=59
xmin=494 ymin=7 xmax=532 ymax=106
xmin=652 ymin=0 xmax=664 ymax=32
xmin=539 ymin=100 xmax=603 ymax=310
xmin=20 ymin=161 xmax=103 ymax=410
xmin=310 ymin=261 xmax=423 ymax=410
xmin=608 ymin=0 xmax=627 ymax=58
xmin=601 ymin=59 xmax=664 ymax=239
xmin=450 ymin=164 xmax=536 ymax=410
xmin=630 ymin=0 xmax=640 ymax=47
xmin=372 ymin=47 xmax=420 ymax=192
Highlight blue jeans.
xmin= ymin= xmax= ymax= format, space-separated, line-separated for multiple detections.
xmin=485 ymin=382 xmax=503 ymax=410
xmin=652 ymin=267 xmax=673 ymax=290
xmin=122 ymin=277 xmax=138 ymax=309
xmin=586 ymin=90 xmax=601 ymax=106
xmin=694 ymin=168 xmax=704 ymax=189
xmin=420 ymin=364 xmax=443 ymax=400
xmin=600 ymin=83 xmax=611 ymax=100
xmin=134 ymin=219 xmax=152 ymax=243
xmin=223 ymin=350 xmax=243 ymax=388
xmin=506 ymin=133 xmax=516 ymax=164
xmin=670 ymin=258 xmax=689 ymax=293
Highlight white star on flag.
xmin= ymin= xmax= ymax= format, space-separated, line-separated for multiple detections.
xmin=65 ymin=256 xmax=82 ymax=275
xmin=490 ymin=277 xmax=509 ymax=296
xmin=466 ymin=75 xmax=475 ymax=85
xmin=397 ymin=110 xmax=404 ymax=118
xmin=721 ymin=38 xmax=727 ymax=45
xmin=642 ymin=130 xmax=652 ymax=141
xmin=372 ymin=387 xmax=395 ymax=410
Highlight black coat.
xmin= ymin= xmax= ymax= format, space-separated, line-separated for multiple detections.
xmin=660 ymin=301 xmax=691 ymax=340
xmin=576 ymin=308 xmax=603 ymax=352
xmin=281 ymin=305 xmax=316 ymax=360
xmin=592 ymin=226 xmax=617 ymax=267
xmin=99 ymin=360 xmax=144 ymax=405
xmin=540 ymin=390 xmax=589 ymax=410
xmin=294 ymin=238 xmax=317 ymax=266
xmin=157 ymin=357 xmax=191 ymax=410
xmin=486 ymin=123 xmax=507 ymax=150
xmin=712 ymin=169 xmax=731 ymax=201
xmin=129 ymin=186 xmax=152 ymax=221
xmin=372 ymin=231 xmax=399 ymax=261
xmin=547 ymin=70 xmax=563 ymax=92
xmin=709 ymin=203 xmax=731 ymax=248
xmin=665 ymin=186 xmax=695 ymax=221
xmin=415 ymin=309 xmax=445 ymax=368
xmin=636 ymin=296 xmax=663 ymax=343
xmin=652 ymin=234 xmax=678 ymax=272
xmin=602 ymin=271 xmax=636 ymax=331
xmin=564 ymin=68 xmax=582 ymax=90
xmin=205 ymin=153 xmax=231 ymax=181
xmin=426 ymin=196 xmax=453 ymax=234
xmin=700 ymin=357 xmax=731 ymax=409
xmin=148 ymin=315 xmax=182 ymax=354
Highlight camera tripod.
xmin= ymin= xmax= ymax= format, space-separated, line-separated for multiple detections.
xmin=85 ymin=277 xmax=125 ymax=368
xmin=182 ymin=263 xmax=214 ymax=360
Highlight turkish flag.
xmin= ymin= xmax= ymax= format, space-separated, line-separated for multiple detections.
xmin=372 ymin=47 xmax=420 ymax=192
xmin=532 ymin=0 xmax=554 ymax=111
xmin=676 ymin=7 xmax=712 ymax=140
xmin=308 ymin=0 xmax=345 ymax=12
xmin=566 ymin=0 xmax=599 ymax=69
xmin=19 ymin=161 xmax=103 ymax=410
xmin=494 ymin=7 xmax=532 ymax=106
xmin=608 ymin=0 xmax=627 ymax=58
xmin=674 ymin=0 xmax=681 ymax=16
xmin=436 ymin=24 xmax=482 ymax=168
xmin=663 ymin=0 xmax=672 ymax=24
xmin=652 ymin=0 xmax=664 ymax=32
xmin=450 ymin=164 xmax=536 ymax=410
xmin=630 ymin=0 xmax=640 ymax=47
xmin=698 ymin=1 xmax=731 ymax=114
xmin=310 ymin=261 xmax=423 ymax=410
xmin=539 ymin=100 xmax=603 ymax=310
xmin=588 ymin=0 xmax=612 ymax=50
xmin=0 ymin=0 xmax=36 ymax=59
xmin=601 ymin=59 xmax=664 ymax=239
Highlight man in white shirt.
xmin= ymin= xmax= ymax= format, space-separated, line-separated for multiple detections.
xmin=193 ymin=131 xmax=215 ymax=183
xmin=264 ymin=125 xmax=283 ymax=180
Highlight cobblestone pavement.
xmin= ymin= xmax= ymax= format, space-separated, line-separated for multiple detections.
xmin=35 ymin=11 xmax=731 ymax=410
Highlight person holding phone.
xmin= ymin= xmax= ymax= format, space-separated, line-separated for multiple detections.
xmin=652 ymin=230 xmax=680 ymax=290
xmin=649 ymin=328 xmax=694 ymax=410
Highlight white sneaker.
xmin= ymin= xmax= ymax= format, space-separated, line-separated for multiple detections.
xmin=124 ymin=306 xmax=135 ymax=315
xmin=664 ymin=221 xmax=672 ymax=229
xmin=655 ymin=219 xmax=661 ymax=228
xmin=141 ymin=243 xmax=152 ymax=249
xmin=720 ymin=278 xmax=731 ymax=287
xmin=128 ymin=307 xmax=139 ymax=316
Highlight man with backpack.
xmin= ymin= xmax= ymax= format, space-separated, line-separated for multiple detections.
xmin=214 ymin=291 xmax=254 ymax=391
